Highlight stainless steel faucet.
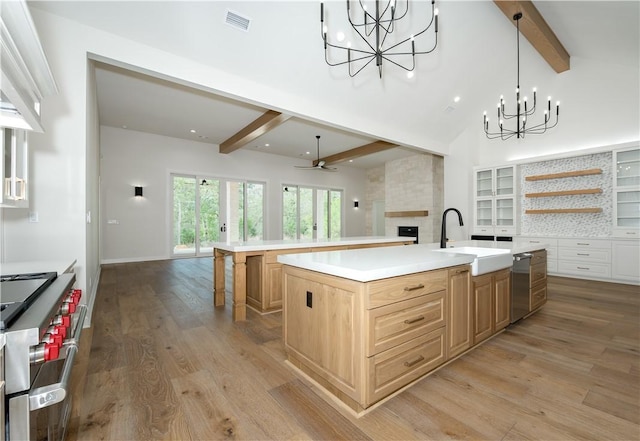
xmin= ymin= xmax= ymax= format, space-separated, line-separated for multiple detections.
xmin=440 ymin=208 xmax=464 ymax=248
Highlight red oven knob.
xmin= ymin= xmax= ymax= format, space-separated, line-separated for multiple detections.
xmin=58 ymin=301 xmax=76 ymax=314
xmin=54 ymin=324 xmax=67 ymax=339
xmin=44 ymin=343 xmax=60 ymax=361
xmin=72 ymin=289 xmax=82 ymax=300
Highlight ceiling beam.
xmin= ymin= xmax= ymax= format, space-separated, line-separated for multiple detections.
xmin=314 ymin=141 xmax=397 ymax=166
xmin=219 ymin=110 xmax=291 ymax=154
xmin=493 ymin=0 xmax=570 ymax=73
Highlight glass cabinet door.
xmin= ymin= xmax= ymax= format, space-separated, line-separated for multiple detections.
xmin=495 ymin=198 xmax=515 ymax=227
xmin=1 ymin=127 xmax=28 ymax=207
xmin=616 ymin=149 xmax=640 ymax=187
xmin=495 ymin=166 xmax=514 ymax=196
xmin=615 ymin=190 xmax=640 ymax=229
xmin=476 ymin=199 xmax=494 ymax=226
xmin=476 ymin=169 xmax=493 ymax=197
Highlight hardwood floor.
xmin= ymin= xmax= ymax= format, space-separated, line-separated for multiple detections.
xmin=67 ymin=258 xmax=640 ymax=440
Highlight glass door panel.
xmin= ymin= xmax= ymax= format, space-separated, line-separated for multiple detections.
xmin=476 ymin=199 xmax=493 ymax=226
xmin=282 ymin=186 xmax=298 ymax=240
xmin=198 ymin=179 xmax=220 ymax=253
xmin=616 ymin=149 xmax=640 ymax=187
xmin=299 ymin=187 xmax=313 ymax=240
xmin=246 ymin=182 xmax=264 ymax=241
xmin=495 ymin=166 xmax=514 ymax=196
xmin=172 ymin=176 xmax=197 ymax=256
xmin=616 ymin=190 xmax=640 ymax=228
xmin=476 ymin=169 xmax=493 ymax=197
xmin=316 ymin=189 xmax=329 ymax=239
xmin=228 ymin=181 xmax=245 ymax=242
xmin=495 ymin=198 xmax=514 ymax=226
xmin=330 ymin=190 xmax=342 ymax=238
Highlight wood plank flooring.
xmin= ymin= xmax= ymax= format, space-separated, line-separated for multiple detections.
xmin=66 ymin=258 xmax=640 ymax=440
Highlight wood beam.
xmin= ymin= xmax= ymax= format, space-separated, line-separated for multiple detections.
xmin=314 ymin=140 xmax=396 ymax=166
xmin=219 ymin=110 xmax=291 ymax=154
xmin=493 ymin=0 xmax=570 ymax=73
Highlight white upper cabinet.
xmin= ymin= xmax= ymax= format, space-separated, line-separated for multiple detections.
xmin=473 ymin=166 xmax=517 ymax=236
xmin=613 ymin=147 xmax=640 ymax=238
xmin=1 ymin=127 xmax=28 ymax=208
xmin=1 ymin=0 xmax=57 ymax=132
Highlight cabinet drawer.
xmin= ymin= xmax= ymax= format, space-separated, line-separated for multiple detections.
xmin=531 ymin=249 xmax=547 ymax=265
xmin=366 ymin=291 xmax=445 ymax=356
xmin=530 ymin=262 xmax=547 ymax=287
xmin=558 ymin=239 xmax=611 ymax=250
xmin=530 ymin=284 xmax=547 ymax=311
xmin=366 ymin=270 xmax=447 ymax=309
xmin=558 ymin=248 xmax=611 ymax=263
xmin=547 ymin=258 xmax=558 ymax=274
xmin=366 ymin=328 xmax=445 ymax=406
xmin=557 ymin=261 xmax=611 ymax=278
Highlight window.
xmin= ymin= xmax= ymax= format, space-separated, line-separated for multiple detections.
xmin=171 ymin=174 xmax=264 ymax=256
xmin=282 ymin=184 xmax=342 ymax=240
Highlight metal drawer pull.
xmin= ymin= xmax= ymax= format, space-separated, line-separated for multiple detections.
xmin=577 ymin=267 xmax=589 ymax=270
xmin=404 ymin=284 xmax=425 ymax=291
xmin=455 ymin=269 xmax=469 ymax=274
xmin=577 ymin=253 xmax=590 ymax=256
xmin=404 ymin=316 xmax=425 ymax=325
xmin=577 ymin=242 xmax=589 ymax=246
xmin=404 ymin=355 xmax=425 ymax=367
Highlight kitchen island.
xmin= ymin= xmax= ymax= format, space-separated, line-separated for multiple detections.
xmin=278 ymin=242 xmax=546 ymax=414
xmin=212 ymin=237 xmax=415 ymax=321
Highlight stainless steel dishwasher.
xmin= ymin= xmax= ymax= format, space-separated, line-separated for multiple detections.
xmin=511 ymin=252 xmax=532 ymax=323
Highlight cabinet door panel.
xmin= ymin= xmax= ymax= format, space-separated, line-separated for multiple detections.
xmin=494 ymin=270 xmax=511 ymax=331
xmin=472 ymin=274 xmax=493 ymax=344
xmin=447 ymin=266 xmax=471 ymax=359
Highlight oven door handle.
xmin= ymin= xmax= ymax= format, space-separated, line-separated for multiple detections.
xmin=28 ymin=304 xmax=87 ymax=411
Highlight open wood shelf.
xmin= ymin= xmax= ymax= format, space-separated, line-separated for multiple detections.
xmin=385 ymin=210 xmax=429 ymax=218
xmin=525 ymin=208 xmax=602 ymax=214
xmin=525 ymin=168 xmax=602 ymax=181
xmin=525 ymin=188 xmax=603 ymax=198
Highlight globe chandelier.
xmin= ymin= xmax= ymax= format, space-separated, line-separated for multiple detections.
xmin=484 ymin=12 xmax=560 ymax=140
xmin=320 ymin=0 xmax=439 ymax=78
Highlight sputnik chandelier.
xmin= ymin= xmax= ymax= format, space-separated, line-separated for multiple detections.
xmin=484 ymin=12 xmax=560 ymax=140
xmin=320 ymin=0 xmax=439 ymax=78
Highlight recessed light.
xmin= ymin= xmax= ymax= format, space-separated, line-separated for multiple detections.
xmin=265 ymin=143 xmax=270 ymax=147
xmin=454 ymin=96 xmax=461 ymax=103
xmin=306 ymin=151 xmax=310 ymax=155
xmin=121 ymin=125 xmax=128 ymax=129
xmin=198 ymin=135 xmax=208 ymax=139
xmin=190 ymin=129 xmax=197 ymax=133
xmin=349 ymin=160 xmax=353 ymax=163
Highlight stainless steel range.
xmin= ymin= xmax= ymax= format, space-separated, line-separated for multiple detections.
xmin=1 ymin=271 xmax=86 ymax=441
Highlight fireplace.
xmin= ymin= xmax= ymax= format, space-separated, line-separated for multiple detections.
xmin=398 ymin=226 xmax=418 ymax=244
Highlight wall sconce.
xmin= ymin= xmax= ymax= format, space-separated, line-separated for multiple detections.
xmin=135 ymin=186 xmax=143 ymax=197
xmin=354 ymin=201 xmax=359 ymax=208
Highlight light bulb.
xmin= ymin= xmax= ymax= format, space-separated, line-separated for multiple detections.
xmin=336 ymin=31 xmax=345 ymax=42
xmin=523 ymin=96 xmax=528 ymax=101
xmin=547 ymin=96 xmax=552 ymax=101
xmin=556 ymin=101 xmax=560 ymax=106
xmin=347 ymin=41 xmax=352 ymax=48
xmin=323 ymin=25 xmax=328 ymax=33
xmin=434 ymin=8 xmax=439 ymax=15
xmin=407 ymin=71 xmax=414 ymax=79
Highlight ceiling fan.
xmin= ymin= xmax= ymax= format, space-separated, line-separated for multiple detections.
xmin=295 ymin=135 xmax=337 ymax=172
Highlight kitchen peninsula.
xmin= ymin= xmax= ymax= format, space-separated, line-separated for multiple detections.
xmin=212 ymin=236 xmax=414 ymax=321
xmin=278 ymin=241 xmax=547 ymax=414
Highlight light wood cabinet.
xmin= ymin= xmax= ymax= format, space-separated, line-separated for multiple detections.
xmin=529 ymin=250 xmax=547 ymax=312
xmin=283 ymin=265 xmax=450 ymax=412
xmin=472 ymin=268 xmax=511 ymax=345
xmin=446 ymin=265 xmax=472 ymax=359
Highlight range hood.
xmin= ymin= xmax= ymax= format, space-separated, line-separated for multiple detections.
xmin=0 ymin=0 xmax=57 ymax=132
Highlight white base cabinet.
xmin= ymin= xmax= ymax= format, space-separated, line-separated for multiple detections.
xmin=517 ymin=236 xmax=639 ymax=285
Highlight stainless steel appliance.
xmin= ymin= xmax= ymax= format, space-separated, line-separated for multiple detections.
xmin=1 ymin=271 xmax=86 ymax=441
xmin=511 ymin=252 xmax=532 ymax=323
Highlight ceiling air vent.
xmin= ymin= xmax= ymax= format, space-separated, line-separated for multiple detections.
xmin=225 ymin=9 xmax=251 ymax=32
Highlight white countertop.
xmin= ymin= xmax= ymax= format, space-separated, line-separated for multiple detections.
xmin=212 ymin=236 xmax=414 ymax=253
xmin=277 ymin=240 xmax=548 ymax=282
xmin=278 ymin=245 xmax=475 ymax=282
xmin=0 ymin=260 xmax=76 ymax=276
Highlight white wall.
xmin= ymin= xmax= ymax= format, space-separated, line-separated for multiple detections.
xmin=100 ymin=126 xmax=367 ymax=263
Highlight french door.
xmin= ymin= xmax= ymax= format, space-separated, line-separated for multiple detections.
xmin=282 ymin=184 xmax=342 ymax=240
xmin=171 ymin=174 xmax=264 ymax=257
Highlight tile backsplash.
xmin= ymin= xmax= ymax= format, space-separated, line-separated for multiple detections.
xmin=519 ymin=152 xmax=612 ymax=237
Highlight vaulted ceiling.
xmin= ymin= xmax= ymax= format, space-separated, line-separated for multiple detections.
xmin=30 ymin=1 xmax=640 ymax=168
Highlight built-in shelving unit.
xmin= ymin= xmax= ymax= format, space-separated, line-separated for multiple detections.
xmin=525 ymin=168 xmax=602 ymax=181
xmin=525 ymin=188 xmax=602 ymax=198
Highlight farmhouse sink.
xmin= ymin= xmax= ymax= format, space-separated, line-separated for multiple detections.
xmin=433 ymin=246 xmax=513 ymax=276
